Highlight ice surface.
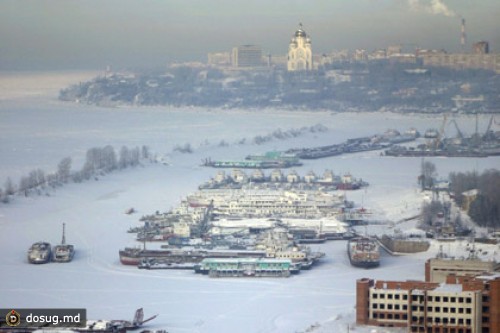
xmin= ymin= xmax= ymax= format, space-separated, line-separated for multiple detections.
xmin=0 ymin=73 xmax=499 ymax=333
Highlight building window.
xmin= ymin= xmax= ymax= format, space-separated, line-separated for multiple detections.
xmin=372 ymin=303 xmax=378 ymax=309
xmin=395 ymin=294 xmax=400 ymax=300
xmin=459 ymin=308 xmax=464 ymax=314
xmin=451 ymin=308 xmax=456 ymax=313
xmin=466 ymin=298 xmax=472 ymax=304
xmin=373 ymin=293 xmax=378 ymax=299
xmin=443 ymin=297 xmax=449 ymax=302
xmin=388 ymin=294 xmax=393 ymax=299
xmin=403 ymin=305 xmax=408 ymax=310
xmin=435 ymin=307 xmax=440 ymax=312
xmin=451 ymin=297 xmax=456 ymax=302
xmin=466 ymin=308 xmax=471 ymax=314
xmin=459 ymin=297 xmax=464 ymax=303
xmin=388 ymin=304 xmax=393 ymax=310
xmin=428 ymin=296 xmax=433 ymax=302
xmin=380 ymin=304 xmax=385 ymax=310
xmin=466 ymin=319 xmax=471 ymax=325
xmin=403 ymin=295 xmax=408 ymax=300
xmin=443 ymin=307 xmax=448 ymax=313
xmin=395 ymin=304 xmax=400 ymax=310
xmin=380 ymin=294 xmax=385 ymax=299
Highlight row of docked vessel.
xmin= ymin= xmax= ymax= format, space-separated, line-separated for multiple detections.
xmin=121 ymin=228 xmax=325 ymax=274
xmin=286 ymin=129 xmax=419 ymax=159
xmin=27 ymin=223 xmax=75 ymax=264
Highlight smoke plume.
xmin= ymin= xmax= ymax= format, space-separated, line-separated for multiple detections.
xmin=408 ymin=0 xmax=456 ymax=17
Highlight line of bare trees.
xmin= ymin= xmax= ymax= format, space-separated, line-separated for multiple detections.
xmin=0 ymin=145 xmax=150 ymax=203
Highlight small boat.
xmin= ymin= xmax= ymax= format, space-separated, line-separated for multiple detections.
xmin=27 ymin=241 xmax=52 ymax=264
xmin=53 ymin=223 xmax=75 ymax=262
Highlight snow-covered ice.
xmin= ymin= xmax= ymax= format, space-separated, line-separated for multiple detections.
xmin=0 ymin=72 xmax=499 ymax=333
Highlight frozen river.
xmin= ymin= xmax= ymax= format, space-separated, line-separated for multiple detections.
xmin=0 ymin=74 xmax=499 ymax=332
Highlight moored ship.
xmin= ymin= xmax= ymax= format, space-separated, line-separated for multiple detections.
xmin=194 ymin=258 xmax=298 ymax=277
xmin=27 ymin=241 xmax=52 ymax=264
xmin=119 ymin=247 xmax=268 ymax=266
xmin=53 ymin=223 xmax=75 ymax=262
xmin=347 ymin=237 xmax=380 ymax=268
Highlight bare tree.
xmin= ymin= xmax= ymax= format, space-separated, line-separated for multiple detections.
xmin=119 ymin=146 xmax=130 ymax=169
xmin=420 ymin=160 xmax=436 ymax=190
xmin=102 ymin=145 xmax=117 ymax=171
xmin=19 ymin=176 xmax=31 ymax=197
xmin=141 ymin=145 xmax=150 ymax=159
xmin=57 ymin=157 xmax=72 ymax=183
xmin=4 ymin=177 xmax=15 ymax=196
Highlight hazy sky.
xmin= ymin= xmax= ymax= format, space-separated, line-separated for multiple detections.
xmin=1 ymin=0 xmax=499 ymax=70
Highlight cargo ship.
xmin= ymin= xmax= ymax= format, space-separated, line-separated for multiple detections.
xmin=347 ymin=237 xmax=380 ymax=268
xmin=27 ymin=241 xmax=52 ymax=264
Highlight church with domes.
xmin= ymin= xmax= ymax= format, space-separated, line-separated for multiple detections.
xmin=287 ymin=23 xmax=313 ymax=71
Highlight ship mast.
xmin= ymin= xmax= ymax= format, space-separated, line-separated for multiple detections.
xmin=61 ymin=222 xmax=66 ymax=245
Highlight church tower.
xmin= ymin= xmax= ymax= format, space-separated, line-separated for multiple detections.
xmin=287 ymin=23 xmax=312 ymax=71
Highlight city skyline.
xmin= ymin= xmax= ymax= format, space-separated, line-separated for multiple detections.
xmin=1 ymin=0 xmax=499 ymax=70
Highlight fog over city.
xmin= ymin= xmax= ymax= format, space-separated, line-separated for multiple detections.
xmin=1 ymin=0 xmax=499 ymax=70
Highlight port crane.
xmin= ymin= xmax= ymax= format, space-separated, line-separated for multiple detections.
xmin=483 ymin=115 xmax=497 ymax=141
xmin=449 ymin=119 xmax=464 ymax=140
xmin=428 ymin=114 xmax=448 ymax=150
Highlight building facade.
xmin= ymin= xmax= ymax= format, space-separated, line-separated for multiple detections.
xmin=356 ymin=273 xmax=500 ymax=333
xmin=287 ymin=24 xmax=313 ymax=71
xmin=232 ymin=45 xmax=262 ymax=68
xmin=420 ymin=53 xmax=500 ymax=73
xmin=426 ymin=257 xmax=500 ymax=283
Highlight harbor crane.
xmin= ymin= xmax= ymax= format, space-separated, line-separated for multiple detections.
xmin=429 ymin=114 xmax=448 ymax=150
xmin=449 ymin=119 xmax=464 ymax=139
xmin=483 ymin=115 xmax=496 ymax=141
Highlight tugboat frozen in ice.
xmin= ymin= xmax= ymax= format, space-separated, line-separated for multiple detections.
xmin=53 ymin=223 xmax=75 ymax=262
xmin=347 ymin=237 xmax=380 ymax=268
xmin=27 ymin=241 xmax=52 ymax=264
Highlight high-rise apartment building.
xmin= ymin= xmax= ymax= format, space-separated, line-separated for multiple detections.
xmin=473 ymin=41 xmax=489 ymax=54
xmin=232 ymin=45 xmax=262 ymax=68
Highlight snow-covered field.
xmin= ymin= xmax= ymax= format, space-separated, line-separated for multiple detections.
xmin=0 ymin=72 xmax=499 ymax=333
